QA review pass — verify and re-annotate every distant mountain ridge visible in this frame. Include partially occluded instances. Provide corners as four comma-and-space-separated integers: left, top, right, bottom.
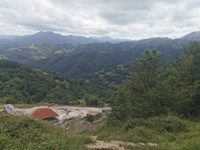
0, 35, 18, 39
0, 30, 199, 50
181, 31, 200, 41
0, 31, 130, 50
90, 36, 129, 43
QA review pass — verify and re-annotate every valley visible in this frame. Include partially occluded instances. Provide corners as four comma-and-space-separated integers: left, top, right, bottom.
0, 31, 200, 150
2, 1, 200, 149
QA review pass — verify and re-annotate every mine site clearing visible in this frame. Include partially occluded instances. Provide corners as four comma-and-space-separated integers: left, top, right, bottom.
2, 104, 110, 126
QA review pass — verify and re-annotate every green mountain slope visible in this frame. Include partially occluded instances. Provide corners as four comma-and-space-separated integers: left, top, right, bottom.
27, 38, 186, 77
27, 49, 133, 77
0, 60, 109, 105
0, 41, 134, 64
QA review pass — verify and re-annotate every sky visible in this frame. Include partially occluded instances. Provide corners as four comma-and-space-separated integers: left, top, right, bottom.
0, 0, 200, 40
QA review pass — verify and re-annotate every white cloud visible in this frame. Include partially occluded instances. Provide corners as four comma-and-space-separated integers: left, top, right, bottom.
0, 0, 199, 40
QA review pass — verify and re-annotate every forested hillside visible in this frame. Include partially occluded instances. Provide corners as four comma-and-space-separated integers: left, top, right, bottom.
0, 60, 112, 105
0, 41, 134, 64
27, 38, 187, 77
76, 63, 130, 86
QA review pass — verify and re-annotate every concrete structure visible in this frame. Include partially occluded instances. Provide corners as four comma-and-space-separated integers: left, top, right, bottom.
102, 107, 111, 112
53, 106, 102, 124
4, 104, 19, 116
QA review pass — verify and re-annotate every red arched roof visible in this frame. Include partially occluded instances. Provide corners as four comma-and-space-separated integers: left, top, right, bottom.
30, 108, 59, 120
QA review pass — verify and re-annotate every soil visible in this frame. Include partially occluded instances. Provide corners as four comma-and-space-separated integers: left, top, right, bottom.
86, 136, 158, 150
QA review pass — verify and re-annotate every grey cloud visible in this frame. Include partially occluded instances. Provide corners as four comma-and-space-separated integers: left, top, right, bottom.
0, 0, 199, 39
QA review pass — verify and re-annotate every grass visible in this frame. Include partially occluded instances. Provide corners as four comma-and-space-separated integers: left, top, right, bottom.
0, 112, 92, 150
93, 117, 106, 125
81, 116, 200, 150
64, 120, 76, 133
81, 117, 106, 126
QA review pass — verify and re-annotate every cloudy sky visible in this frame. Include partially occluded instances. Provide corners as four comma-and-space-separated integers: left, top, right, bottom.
0, 0, 200, 40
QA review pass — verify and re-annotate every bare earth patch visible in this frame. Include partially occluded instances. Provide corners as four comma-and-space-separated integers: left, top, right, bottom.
86, 136, 157, 150
86, 136, 139, 150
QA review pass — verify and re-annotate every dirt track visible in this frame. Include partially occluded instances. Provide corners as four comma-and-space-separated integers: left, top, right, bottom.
86, 136, 140, 150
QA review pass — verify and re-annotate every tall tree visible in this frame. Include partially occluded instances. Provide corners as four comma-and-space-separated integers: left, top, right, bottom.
111, 49, 164, 119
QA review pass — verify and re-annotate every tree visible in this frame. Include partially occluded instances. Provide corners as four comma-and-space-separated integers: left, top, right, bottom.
110, 43, 200, 121
171, 42, 200, 117
86, 114, 94, 129
110, 88, 132, 121
128, 48, 163, 92
126, 48, 164, 118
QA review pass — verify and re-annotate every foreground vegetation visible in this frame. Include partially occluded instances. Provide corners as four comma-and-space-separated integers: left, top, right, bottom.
82, 116, 200, 150
0, 112, 92, 150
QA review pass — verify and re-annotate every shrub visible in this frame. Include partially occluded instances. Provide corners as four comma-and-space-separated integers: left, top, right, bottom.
0, 112, 92, 150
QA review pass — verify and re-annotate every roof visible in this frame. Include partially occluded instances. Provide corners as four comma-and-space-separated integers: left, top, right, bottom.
25, 106, 49, 115
30, 107, 59, 120
102, 107, 112, 111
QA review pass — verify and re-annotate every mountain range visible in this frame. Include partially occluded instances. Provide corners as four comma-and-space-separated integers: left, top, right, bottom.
0, 35, 18, 39
0, 31, 200, 78
0, 31, 130, 50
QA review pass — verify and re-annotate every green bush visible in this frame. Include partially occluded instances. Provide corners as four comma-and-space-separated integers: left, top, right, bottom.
0, 112, 92, 150
123, 116, 189, 133
84, 116, 189, 144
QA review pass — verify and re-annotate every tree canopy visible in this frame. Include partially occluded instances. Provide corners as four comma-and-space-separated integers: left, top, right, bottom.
110, 42, 200, 121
